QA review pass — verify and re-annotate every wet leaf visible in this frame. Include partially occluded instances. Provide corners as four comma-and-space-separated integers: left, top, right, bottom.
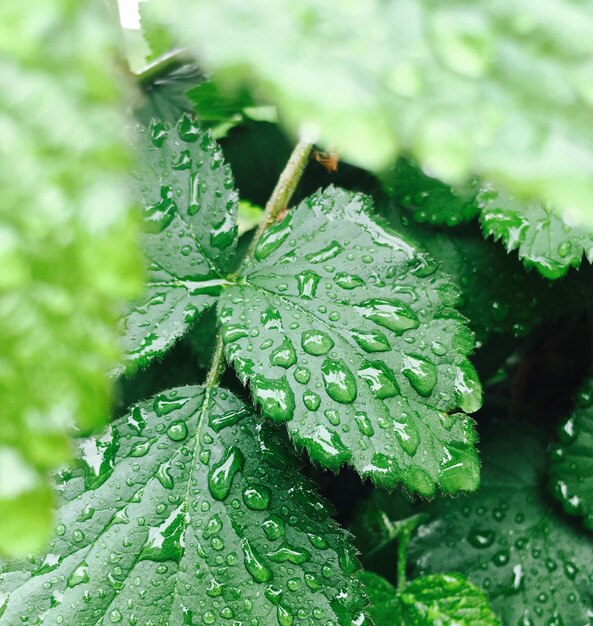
383, 206, 593, 341
0, 1, 141, 555
218, 186, 481, 496
550, 379, 593, 530
122, 115, 238, 371
478, 186, 593, 280
0, 387, 367, 625
359, 571, 500, 626
407, 421, 593, 625
384, 157, 480, 227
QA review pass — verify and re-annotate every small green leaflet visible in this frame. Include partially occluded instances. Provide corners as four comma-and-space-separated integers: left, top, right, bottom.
0, 386, 368, 625
384, 157, 480, 227
359, 571, 500, 626
478, 185, 593, 280
123, 116, 238, 371
407, 422, 593, 625
0, 1, 141, 555
218, 187, 481, 496
550, 379, 593, 530
145, 0, 593, 221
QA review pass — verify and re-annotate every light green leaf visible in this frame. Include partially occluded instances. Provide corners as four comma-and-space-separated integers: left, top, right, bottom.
0, 386, 368, 625
0, 1, 140, 554
238, 200, 265, 236
146, 0, 593, 221
359, 571, 500, 626
218, 187, 481, 497
478, 186, 593, 279
139, 1, 176, 61
123, 115, 238, 371
550, 379, 593, 530
408, 421, 593, 625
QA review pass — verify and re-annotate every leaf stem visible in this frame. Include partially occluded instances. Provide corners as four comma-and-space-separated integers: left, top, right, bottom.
245, 136, 314, 260
205, 334, 226, 389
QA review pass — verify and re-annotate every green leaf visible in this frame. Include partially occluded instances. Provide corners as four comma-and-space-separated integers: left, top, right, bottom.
0, 386, 368, 625
218, 186, 481, 496
478, 186, 593, 279
384, 157, 480, 227
0, 2, 141, 554
123, 115, 238, 371
147, 0, 593, 220
139, 1, 176, 61
550, 379, 593, 530
135, 63, 204, 127
382, 206, 593, 341
407, 421, 593, 625
359, 571, 500, 626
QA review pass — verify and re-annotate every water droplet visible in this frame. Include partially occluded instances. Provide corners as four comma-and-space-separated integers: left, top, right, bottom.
350, 328, 390, 352
241, 538, 272, 583
270, 338, 297, 368
143, 185, 177, 234
454, 362, 482, 412
303, 391, 321, 411
67, 560, 90, 588
267, 543, 311, 564
321, 359, 357, 403
301, 330, 335, 356
296, 271, 320, 300
355, 298, 419, 334
208, 447, 245, 500
79, 426, 119, 490
252, 375, 295, 421
335, 272, 364, 290
209, 406, 250, 432
294, 367, 311, 384
140, 505, 186, 563
402, 354, 437, 396
263, 516, 285, 541
255, 215, 293, 261
305, 240, 344, 263
354, 412, 374, 437
166, 420, 189, 442
358, 361, 400, 398
467, 529, 495, 549
243, 484, 271, 510
129, 440, 152, 457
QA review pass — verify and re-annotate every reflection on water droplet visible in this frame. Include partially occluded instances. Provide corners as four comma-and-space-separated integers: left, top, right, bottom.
166, 420, 189, 442
270, 337, 297, 368
143, 185, 177, 234
296, 270, 320, 300
252, 375, 295, 421
355, 298, 419, 334
358, 361, 400, 399
208, 447, 245, 500
402, 354, 437, 396
255, 215, 293, 260
350, 328, 390, 352
321, 359, 357, 403
301, 330, 335, 356
243, 484, 271, 510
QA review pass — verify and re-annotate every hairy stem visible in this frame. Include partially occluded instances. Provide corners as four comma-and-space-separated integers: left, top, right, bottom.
205, 334, 226, 389
245, 136, 314, 260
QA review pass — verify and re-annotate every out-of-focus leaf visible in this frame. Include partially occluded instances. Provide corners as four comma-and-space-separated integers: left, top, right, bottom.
146, 0, 593, 223
0, 1, 141, 555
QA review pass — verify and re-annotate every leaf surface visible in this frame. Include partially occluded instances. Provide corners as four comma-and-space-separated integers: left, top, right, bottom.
478, 186, 593, 279
550, 379, 593, 530
0, 386, 367, 625
0, 1, 141, 554
123, 115, 238, 371
359, 571, 500, 626
407, 422, 593, 625
218, 187, 481, 496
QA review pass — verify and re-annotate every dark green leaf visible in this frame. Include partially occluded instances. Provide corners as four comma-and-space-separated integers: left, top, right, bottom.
478, 186, 593, 280
359, 571, 500, 626
550, 379, 593, 530
0, 387, 368, 625
382, 206, 593, 341
408, 422, 593, 625
384, 157, 480, 227
122, 115, 238, 371
218, 186, 481, 496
